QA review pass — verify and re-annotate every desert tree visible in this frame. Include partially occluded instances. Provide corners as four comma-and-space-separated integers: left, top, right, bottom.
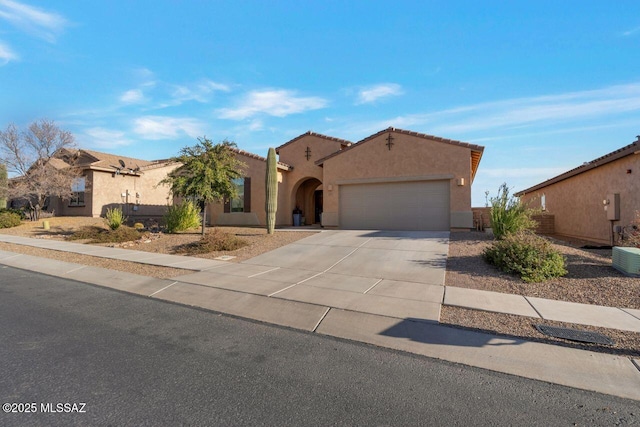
160, 138, 245, 236
0, 119, 80, 219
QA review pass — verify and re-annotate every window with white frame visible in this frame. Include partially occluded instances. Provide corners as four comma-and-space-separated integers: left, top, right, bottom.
70, 177, 86, 206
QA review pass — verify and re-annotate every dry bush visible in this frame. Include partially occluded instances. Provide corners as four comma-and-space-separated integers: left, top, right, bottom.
174, 228, 248, 254
67, 225, 142, 244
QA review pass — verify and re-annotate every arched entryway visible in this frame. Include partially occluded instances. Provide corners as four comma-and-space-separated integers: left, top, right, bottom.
292, 177, 322, 225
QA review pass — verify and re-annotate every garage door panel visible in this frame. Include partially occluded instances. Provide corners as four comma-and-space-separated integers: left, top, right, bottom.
339, 181, 449, 231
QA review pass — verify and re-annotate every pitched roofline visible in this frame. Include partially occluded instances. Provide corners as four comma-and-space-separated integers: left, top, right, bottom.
515, 139, 640, 196
315, 127, 484, 165
275, 131, 352, 153
229, 147, 292, 171
65, 148, 177, 174
78, 149, 153, 166
314, 127, 485, 181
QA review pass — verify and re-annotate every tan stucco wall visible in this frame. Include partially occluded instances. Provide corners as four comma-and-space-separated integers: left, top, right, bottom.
54, 165, 176, 219
54, 170, 95, 217
321, 132, 474, 228
520, 154, 640, 244
86, 165, 176, 219
277, 135, 346, 225
205, 132, 476, 229
208, 153, 287, 226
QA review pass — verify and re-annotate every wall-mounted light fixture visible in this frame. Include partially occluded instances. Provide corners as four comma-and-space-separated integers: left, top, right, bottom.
456, 178, 465, 186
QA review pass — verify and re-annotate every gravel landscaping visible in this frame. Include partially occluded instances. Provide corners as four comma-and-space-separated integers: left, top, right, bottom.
1, 218, 638, 355
0, 217, 316, 274
442, 231, 640, 356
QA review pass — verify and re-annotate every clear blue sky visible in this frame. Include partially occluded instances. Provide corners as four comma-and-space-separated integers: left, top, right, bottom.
2, 0, 640, 205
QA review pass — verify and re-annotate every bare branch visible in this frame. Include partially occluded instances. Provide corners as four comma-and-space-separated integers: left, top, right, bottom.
25, 119, 75, 161
0, 123, 32, 175
1, 119, 79, 216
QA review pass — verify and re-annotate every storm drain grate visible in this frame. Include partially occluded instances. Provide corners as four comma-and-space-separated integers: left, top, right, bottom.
535, 324, 615, 346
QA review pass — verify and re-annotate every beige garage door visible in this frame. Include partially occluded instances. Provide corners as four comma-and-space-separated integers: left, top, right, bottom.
339, 180, 450, 230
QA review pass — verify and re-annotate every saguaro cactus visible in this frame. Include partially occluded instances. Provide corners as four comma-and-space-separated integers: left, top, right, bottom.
265, 147, 278, 234
0, 163, 7, 210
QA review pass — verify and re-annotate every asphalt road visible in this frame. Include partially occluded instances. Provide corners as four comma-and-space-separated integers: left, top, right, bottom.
0, 265, 638, 426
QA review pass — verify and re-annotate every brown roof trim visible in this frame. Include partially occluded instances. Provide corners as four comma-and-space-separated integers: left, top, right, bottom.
275, 131, 352, 153
229, 147, 292, 170
315, 126, 485, 164
515, 139, 640, 196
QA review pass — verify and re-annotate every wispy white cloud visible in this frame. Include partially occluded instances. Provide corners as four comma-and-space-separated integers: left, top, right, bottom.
248, 119, 263, 131
120, 89, 145, 104
120, 77, 229, 109
435, 83, 640, 134
163, 79, 230, 107
356, 83, 403, 104
134, 67, 154, 80
0, 40, 18, 65
0, 0, 68, 43
83, 127, 133, 148
218, 89, 327, 120
349, 82, 640, 137
133, 116, 204, 140
622, 26, 640, 36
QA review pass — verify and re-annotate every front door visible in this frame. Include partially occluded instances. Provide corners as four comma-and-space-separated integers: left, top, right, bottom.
314, 190, 323, 223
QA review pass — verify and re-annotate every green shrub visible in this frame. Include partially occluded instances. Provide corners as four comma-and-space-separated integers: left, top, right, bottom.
104, 207, 126, 230
483, 231, 567, 282
174, 228, 248, 254
68, 225, 141, 243
490, 183, 537, 239
0, 208, 26, 219
0, 211, 22, 229
164, 200, 201, 233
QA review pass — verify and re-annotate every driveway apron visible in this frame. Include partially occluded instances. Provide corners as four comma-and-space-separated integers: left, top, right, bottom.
174, 230, 448, 322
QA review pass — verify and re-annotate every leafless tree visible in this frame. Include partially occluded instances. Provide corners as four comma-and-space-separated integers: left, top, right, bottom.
0, 119, 80, 219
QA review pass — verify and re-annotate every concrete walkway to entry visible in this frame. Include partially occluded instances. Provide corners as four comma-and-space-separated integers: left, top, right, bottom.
0, 231, 639, 400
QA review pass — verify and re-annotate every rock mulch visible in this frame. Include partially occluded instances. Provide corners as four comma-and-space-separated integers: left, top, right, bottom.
442, 231, 640, 355
1, 220, 637, 355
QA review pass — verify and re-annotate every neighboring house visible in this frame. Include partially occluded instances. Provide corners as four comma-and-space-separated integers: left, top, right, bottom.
46, 149, 178, 219
209, 127, 484, 231
516, 138, 640, 245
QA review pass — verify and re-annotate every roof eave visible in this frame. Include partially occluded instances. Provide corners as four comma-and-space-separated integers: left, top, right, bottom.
515, 141, 639, 196
276, 131, 352, 153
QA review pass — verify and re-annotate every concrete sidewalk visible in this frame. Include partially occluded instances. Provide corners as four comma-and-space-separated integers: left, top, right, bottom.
1, 233, 638, 332
0, 234, 639, 400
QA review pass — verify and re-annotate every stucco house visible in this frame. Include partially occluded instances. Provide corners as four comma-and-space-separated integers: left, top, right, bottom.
516, 137, 640, 245
209, 127, 484, 231
46, 149, 178, 220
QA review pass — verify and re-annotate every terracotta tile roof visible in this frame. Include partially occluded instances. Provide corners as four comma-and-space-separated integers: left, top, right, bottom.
275, 131, 352, 153
229, 147, 293, 170
314, 127, 485, 181
515, 138, 640, 196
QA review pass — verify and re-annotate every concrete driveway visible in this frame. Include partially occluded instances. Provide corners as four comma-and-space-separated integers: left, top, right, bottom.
174, 230, 449, 322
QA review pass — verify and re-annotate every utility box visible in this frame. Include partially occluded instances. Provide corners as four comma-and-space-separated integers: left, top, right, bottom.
604, 193, 620, 221
612, 246, 640, 277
